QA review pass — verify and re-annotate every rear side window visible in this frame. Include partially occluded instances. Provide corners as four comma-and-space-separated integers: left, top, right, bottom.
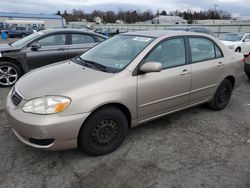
37, 34, 66, 46
72, 34, 95, 44
189, 38, 215, 62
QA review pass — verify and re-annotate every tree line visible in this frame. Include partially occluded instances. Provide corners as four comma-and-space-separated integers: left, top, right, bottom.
56, 9, 231, 24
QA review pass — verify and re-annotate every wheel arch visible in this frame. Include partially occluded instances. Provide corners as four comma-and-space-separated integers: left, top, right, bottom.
88, 102, 132, 128
0, 57, 24, 74
224, 75, 235, 88
235, 46, 241, 52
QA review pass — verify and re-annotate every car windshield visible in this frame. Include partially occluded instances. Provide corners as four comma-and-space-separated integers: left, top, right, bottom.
11, 31, 44, 47
222, 34, 244, 42
79, 35, 154, 72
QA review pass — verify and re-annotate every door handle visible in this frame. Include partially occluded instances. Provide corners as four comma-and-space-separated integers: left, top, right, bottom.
217, 62, 224, 67
180, 69, 190, 75
58, 48, 65, 51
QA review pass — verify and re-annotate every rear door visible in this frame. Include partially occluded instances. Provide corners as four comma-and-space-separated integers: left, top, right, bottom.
137, 37, 192, 122
187, 36, 224, 104
26, 33, 68, 70
67, 33, 98, 59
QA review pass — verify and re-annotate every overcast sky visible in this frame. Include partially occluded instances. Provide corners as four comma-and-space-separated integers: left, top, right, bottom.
0, 0, 249, 17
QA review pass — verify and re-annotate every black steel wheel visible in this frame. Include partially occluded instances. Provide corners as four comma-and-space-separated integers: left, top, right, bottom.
208, 79, 233, 110
78, 107, 128, 156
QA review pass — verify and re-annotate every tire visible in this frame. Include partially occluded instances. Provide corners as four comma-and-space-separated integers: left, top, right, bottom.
78, 107, 128, 156
247, 74, 250, 80
21, 34, 26, 38
207, 79, 233, 111
235, 48, 241, 53
0, 62, 21, 87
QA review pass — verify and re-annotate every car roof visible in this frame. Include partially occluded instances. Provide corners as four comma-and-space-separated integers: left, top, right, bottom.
121, 30, 211, 38
38, 28, 108, 38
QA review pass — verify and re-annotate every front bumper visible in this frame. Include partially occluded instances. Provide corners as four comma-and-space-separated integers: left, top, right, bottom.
6, 91, 90, 150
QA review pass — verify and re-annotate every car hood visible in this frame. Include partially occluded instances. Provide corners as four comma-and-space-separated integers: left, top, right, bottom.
15, 61, 114, 100
220, 40, 237, 46
0, 44, 16, 52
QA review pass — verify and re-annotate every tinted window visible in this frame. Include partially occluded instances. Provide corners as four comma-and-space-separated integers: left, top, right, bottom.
72, 34, 95, 44
38, 34, 66, 46
144, 38, 186, 68
189, 38, 215, 62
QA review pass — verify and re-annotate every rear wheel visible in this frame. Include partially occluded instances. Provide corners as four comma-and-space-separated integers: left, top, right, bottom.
207, 79, 233, 111
0, 62, 21, 87
78, 107, 128, 156
21, 33, 26, 38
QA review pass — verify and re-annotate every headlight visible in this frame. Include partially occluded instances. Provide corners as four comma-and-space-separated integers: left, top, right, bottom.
23, 96, 71, 114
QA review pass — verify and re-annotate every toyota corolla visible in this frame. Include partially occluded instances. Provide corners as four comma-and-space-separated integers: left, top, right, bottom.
6, 31, 245, 156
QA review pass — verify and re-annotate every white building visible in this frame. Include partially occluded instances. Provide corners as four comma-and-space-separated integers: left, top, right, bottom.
0, 12, 65, 29
151, 15, 187, 24
93, 16, 102, 24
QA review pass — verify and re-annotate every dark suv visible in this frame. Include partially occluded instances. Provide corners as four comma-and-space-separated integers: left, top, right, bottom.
0, 29, 107, 86
9, 27, 34, 38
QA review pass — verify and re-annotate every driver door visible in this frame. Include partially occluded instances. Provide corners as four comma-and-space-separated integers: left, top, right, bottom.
26, 33, 68, 70
137, 37, 191, 122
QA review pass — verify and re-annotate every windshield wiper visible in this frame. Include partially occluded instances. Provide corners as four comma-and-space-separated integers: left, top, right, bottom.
78, 57, 108, 72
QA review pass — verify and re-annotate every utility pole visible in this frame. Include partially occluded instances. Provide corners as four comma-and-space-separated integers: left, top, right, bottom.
213, 0, 218, 24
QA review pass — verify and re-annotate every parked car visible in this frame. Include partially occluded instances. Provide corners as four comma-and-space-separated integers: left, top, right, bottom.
8, 27, 34, 38
6, 31, 244, 156
166, 26, 216, 37
220, 33, 250, 55
0, 29, 107, 87
244, 55, 250, 79
94, 28, 119, 37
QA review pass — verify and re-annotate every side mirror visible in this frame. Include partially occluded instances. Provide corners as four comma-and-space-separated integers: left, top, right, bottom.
31, 42, 41, 51
244, 38, 250, 42
140, 62, 162, 73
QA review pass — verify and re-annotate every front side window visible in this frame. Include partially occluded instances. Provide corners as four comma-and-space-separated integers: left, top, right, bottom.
243, 35, 250, 42
72, 34, 95, 44
189, 38, 215, 62
37, 34, 66, 46
144, 38, 186, 69
80, 35, 154, 71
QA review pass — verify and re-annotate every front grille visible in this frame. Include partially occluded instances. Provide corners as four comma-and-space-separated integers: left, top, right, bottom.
11, 88, 23, 106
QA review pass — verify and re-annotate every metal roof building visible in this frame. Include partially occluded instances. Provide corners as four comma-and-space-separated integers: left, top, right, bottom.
0, 12, 65, 29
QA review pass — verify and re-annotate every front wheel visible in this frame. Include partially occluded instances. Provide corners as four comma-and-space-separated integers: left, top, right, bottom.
0, 62, 21, 87
207, 79, 233, 111
78, 107, 128, 156
235, 48, 241, 53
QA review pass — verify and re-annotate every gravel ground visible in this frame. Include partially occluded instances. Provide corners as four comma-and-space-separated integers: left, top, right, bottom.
0, 79, 250, 187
